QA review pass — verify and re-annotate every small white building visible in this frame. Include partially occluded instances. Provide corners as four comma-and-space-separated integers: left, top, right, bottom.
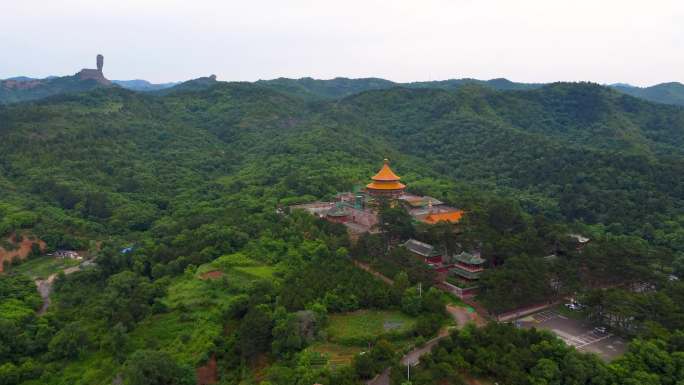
51, 250, 82, 260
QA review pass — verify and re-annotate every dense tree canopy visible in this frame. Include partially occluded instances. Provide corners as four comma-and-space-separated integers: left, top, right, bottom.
1, 80, 683, 384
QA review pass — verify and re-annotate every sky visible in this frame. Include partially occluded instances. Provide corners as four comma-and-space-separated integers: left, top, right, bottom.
2, 0, 682, 86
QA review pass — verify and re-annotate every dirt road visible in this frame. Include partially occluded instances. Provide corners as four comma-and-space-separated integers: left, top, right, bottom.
34, 264, 86, 315
353, 260, 394, 285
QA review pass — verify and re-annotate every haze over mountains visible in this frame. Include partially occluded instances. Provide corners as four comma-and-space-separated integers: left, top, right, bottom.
2, 56, 684, 106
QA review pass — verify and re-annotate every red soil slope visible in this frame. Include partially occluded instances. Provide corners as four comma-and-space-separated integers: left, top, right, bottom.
196, 354, 218, 385
0, 233, 46, 272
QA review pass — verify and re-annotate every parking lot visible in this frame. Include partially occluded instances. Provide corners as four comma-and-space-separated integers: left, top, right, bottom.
519, 309, 627, 361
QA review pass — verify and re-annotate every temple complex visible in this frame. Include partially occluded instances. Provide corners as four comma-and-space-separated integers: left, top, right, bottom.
291, 159, 481, 297
292, 159, 464, 233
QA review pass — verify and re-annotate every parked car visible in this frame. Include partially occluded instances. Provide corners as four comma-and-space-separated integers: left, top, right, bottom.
593, 326, 607, 334
565, 303, 581, 310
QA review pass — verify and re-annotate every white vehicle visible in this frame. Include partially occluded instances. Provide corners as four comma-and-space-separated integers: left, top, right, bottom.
593, 326, 607, 334
565, 303, 581, 310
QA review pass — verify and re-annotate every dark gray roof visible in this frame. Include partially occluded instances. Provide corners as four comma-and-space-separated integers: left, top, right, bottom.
453, 251, 485, 265
449, 267, 482, 280
403, 239, 439, 257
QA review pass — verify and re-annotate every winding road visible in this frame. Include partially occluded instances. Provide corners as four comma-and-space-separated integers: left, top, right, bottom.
367, 305, 479, 385
355, 260, 486, 385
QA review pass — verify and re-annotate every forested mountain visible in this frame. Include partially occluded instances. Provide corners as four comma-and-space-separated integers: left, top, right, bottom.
254, 77, 397, 99
112, 79, 178, 92
0, 77, 175, 102
0, 75, 113, 104
2, 81, 683, 249
5, 71, 684, 107
256, 77, 684, 106
255, 77, 542, 99
1, 81, 684, 384
611, 82, 684, 106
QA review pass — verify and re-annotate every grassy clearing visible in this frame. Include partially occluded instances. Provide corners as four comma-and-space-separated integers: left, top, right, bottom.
235, 265, 275, 279
208, 253, 261, 268
11, 256, 80, 279
308, 342, 364, 369
25, 351, 118, 385
197, 253, 277, 283
44, 253, 277, 383
142, 253, 277, 367
327, 310, 417, 344
165, 274, 237, 310
151, 256, 274, 366
129, 311, 221, 366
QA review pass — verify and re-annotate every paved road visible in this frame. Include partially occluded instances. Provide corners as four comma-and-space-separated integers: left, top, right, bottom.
367, 306, 477, 385
401, 333, 447, 366
368, 328, 449, 385
368, 368, 391, 385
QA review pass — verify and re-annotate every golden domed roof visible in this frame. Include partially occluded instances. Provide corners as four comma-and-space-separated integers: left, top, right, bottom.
371, 159, 401, 181
367, 159, 406, 191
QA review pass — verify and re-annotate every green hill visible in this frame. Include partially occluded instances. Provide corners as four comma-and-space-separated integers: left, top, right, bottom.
255, 76, 397, 99
112, 79, 178, 92
1, 81, 683, 249
255, 76, 543, 99
256, 77, 684, 107
5, 72, 684, 108
611, 82, 684, 106
2, 81, 684, 384
0, 74, 113, 104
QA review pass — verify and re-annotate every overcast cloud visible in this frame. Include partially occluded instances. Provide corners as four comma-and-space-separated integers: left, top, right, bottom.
2, 0, 682, 85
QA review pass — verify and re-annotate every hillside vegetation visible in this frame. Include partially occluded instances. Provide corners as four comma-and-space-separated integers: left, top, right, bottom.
5, 73, 684, 106
0, 76, 112, 104
612, 82, 684, 106
1, 81, 684, 384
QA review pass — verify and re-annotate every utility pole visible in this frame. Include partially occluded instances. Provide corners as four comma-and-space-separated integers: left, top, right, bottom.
402, 362, 413, 385
418, 282, 422, 297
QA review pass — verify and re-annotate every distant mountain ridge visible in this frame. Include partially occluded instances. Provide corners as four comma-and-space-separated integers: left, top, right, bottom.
0, 55, 178, 104
151, 75, 219, 95
0, 55, 114, 104
2, 59, 684, 106
610, 82, 684, 106
0, 75, 113, 104
253, 77, 684, 106
253, 77, 543, 100
112, 79, 178, 92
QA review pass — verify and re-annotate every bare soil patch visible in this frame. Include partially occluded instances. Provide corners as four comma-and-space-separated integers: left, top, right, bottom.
196, 354, 218, 385
0, 233, 46, 272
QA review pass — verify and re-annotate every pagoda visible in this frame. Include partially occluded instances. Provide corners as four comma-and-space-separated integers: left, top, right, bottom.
450, 251, 486, 282
366, 159, 406, 198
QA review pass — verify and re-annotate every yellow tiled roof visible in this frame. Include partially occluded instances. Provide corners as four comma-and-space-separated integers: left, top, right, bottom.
371, 159, 401, 181
422, 211, 464, 224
